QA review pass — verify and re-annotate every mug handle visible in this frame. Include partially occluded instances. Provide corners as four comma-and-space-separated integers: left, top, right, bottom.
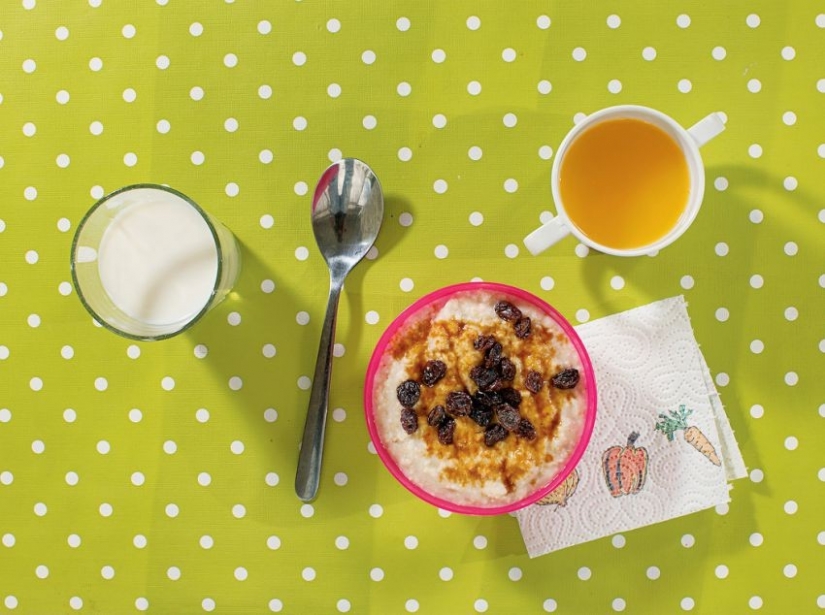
687, 112, 726, 147
523, 215, 572, 256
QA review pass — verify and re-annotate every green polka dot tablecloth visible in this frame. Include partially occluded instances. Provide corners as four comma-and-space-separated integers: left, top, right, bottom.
1, 1, 823, 614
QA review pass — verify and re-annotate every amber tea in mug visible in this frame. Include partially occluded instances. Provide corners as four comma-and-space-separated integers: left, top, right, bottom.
523, 105, 726, 257
558, 118, 690, 251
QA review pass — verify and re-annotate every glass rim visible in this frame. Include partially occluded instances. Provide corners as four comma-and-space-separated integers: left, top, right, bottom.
70, 183, 225, 342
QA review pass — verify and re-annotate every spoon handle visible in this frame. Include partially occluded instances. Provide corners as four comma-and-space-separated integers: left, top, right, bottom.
295, 274, 343, 502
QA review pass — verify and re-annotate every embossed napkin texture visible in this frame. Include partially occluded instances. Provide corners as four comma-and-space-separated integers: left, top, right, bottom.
516, 296, 747, 558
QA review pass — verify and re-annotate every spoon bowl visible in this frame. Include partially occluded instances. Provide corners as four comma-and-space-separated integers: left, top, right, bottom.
295, 158, 384, 502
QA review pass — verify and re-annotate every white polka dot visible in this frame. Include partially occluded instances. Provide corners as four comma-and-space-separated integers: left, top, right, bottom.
677, 14, 691, 28
785, 435, 800, 452
293, 116, 308, 131
234, 566, 248, 581
467, 80, 482, 95
396, 17, 411, 32
338, 599, 351, 613
468, 146, 483, 161
715, 307, 730, 322
502, 47, 517, 62
67, 534, 81, 548
99, 502, 114, 517
0, 471, 13, 485
223, 53, 238, 68
818, 79, 825, 94
715, 242, 729, 256
35, 565, 49, 579
434, 244, 449, 259
55, 25, 70, 40
163, 440, 176, 454
297, 376, 311, 390
747, 79, 762, 93
94, 377, 108, 391
404, 535, 418, 549
361, 50, 376, 65
680, 597, 695, 611
56, 89, 70, 105
783, 111, 797, 125
438, 567, 454, 581
646, 566, 660, 580
538, 80, 552, 94
27, 313, 41, 328
577, 567, 592, 581
611, 534, 626, 549
540, 276, 555, 291
0, 346, 10, 360
63, 409, 76, 423
161, 376, 175, 391
575, 243, 590, 258
714, 176, 729, 191
783, 241, 798, 256
292, 51, 307, 66
643, 47, 657, 61
365, 311, 380, 325
750, 468, 764, 483
34, 502, 47, 516
432, 114, 447, 128
750, 340, 764, 354
504, 178, 519, 193
681, 534, 696, 548
538, 145, 554, 159
749, 532, 764, 547
397, 146, 412, 162
537, 15, 551, 29
22, 58, 37, 73
369, 504, 383, 518
294, 246, 310, 261
749, 274, 764, 288
131, 472, 144, 486
202, 598, 216, 612
466, 16, 481, 30
431, 48, 446, 63
610, 275, 625, 290
156, 55, 170, 70
784, 306, 798, 321
572, 47, 587, 61
433, 179, 448, 194
326, 18, 341, 33
783, 176, 799, 192
678, 79, 692, 93
302, 567, 316, 581
30, 377, 43, 391
748, 596, 763, 609
575, 309, 590, 323
474, 599, 488, 613
746, 13, 760, 28
23, 121, 37, 137
370, 567, 384, 581
780, 46, 796, 61
784, 372, 798, 386
232, 504, 246, 519
503, 113, 518, 127
101, 565, 115, 580
748, 144, 763, 158
333, 344, 345, 358
332, 408, 347, 423
608, 79, 622, 94
607, 14, 621, 28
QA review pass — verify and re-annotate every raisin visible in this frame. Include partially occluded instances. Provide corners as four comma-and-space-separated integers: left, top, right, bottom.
470, 365, 498, 390
515, 417, 537, 440
421, 360, 447, 387
551, 368, 580, 389
446, 391, 473, 416
498, 387, 522, 407
473, 335, 497, 352
396, 380, 420, 407
484, 423, 508, 447
483, 342, 503, 369
498, 357, 516, 381
469, 404, 494, 427
427, 405, 447, 427
472, 390, 500, 409
514, 316, 532, 339
495, 403, 521, 431
400, 408, 418, 434
437, 416, 456, 445
494, 300, 522, 322
525, 370, 543, 393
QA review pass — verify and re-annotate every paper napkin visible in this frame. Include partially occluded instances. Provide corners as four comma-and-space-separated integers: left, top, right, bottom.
516, 296, 747, 558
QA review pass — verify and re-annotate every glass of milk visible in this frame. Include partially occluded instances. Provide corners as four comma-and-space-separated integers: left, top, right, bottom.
71, 184, 241, 341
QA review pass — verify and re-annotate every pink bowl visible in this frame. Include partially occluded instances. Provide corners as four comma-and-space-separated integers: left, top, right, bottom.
364, 282, 597, 515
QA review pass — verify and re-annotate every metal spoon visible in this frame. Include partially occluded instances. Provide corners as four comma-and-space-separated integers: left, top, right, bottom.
295, 158, 384, 502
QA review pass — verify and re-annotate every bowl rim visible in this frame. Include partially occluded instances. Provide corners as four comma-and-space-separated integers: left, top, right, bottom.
363, 281, 598, 515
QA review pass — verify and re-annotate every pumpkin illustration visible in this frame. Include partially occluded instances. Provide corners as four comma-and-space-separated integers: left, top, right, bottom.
536, 467, 580, 507
602, 432, 648, 497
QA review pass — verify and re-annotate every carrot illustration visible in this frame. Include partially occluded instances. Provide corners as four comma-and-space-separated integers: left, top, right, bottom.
655, 405, 721, 466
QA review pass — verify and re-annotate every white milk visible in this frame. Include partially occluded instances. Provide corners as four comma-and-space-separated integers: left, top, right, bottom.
97, 188, 219, 326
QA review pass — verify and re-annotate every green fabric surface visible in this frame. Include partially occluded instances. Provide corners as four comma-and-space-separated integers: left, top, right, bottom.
1, 1, 823, 613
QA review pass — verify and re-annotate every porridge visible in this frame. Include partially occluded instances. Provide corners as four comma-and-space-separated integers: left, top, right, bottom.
370, 287, 590, 508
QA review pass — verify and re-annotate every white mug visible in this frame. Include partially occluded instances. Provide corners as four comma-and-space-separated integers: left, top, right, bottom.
523, 105, 725, 257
